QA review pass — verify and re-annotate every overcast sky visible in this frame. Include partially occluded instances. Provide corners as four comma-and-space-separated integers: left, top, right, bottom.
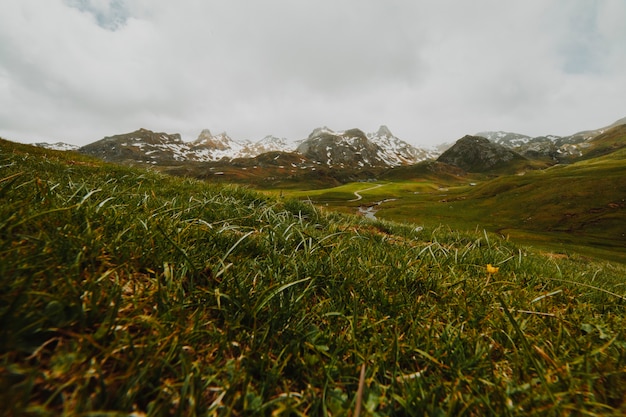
1, 0, 625, 147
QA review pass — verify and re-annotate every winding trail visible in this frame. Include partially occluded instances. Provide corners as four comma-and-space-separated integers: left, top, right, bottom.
349, 183, 385, 202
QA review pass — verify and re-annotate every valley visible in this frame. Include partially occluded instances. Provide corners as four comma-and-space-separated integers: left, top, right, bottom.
37, 117, 626, 263
5, 2, 626, 413
2, 132, 626, 415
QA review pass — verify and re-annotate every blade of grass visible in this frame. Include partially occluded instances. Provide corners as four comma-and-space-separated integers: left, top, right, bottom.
497, 295, 556, 404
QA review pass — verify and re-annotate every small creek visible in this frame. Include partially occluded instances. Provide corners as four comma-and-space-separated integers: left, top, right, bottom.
358, 199, 397, 220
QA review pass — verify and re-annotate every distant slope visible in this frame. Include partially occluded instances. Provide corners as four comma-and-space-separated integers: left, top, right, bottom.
476, 116, 626, 163
578, 124, 626, 160
379, 160, 467, 182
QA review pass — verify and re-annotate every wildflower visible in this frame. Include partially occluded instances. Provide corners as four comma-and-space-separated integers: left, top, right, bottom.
486, 264, 499, 274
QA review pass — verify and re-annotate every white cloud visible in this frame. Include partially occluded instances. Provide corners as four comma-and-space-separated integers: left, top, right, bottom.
1, 0, 624, 146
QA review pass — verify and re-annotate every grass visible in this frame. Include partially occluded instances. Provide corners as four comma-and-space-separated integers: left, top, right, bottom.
277, 149, 626, 264
1, 138, 626, 415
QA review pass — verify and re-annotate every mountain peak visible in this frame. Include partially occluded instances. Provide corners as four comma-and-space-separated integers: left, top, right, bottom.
198, 128, 213, 138
193, 129, 235, 151
308, 126, 338, 139
376, 125, 394, 137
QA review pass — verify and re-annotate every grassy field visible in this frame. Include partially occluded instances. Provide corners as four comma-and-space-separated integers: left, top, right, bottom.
1, 138, 626, 416
278, 150, 626, 264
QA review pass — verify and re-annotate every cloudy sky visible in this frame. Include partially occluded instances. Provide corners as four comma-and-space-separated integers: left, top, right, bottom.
1, 0, 625, 147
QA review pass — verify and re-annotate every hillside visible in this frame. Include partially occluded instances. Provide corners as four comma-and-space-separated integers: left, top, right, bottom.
437, 135, 529, 173
476, 116, 626, 163
1, 138, 626, 415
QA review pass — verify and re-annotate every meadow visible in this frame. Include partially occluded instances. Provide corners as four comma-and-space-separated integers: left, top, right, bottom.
1, 138, 626, 416
281, 150, 626, 265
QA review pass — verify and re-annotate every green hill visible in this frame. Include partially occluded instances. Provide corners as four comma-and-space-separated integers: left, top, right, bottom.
579, 124, 626, 160
465, 148, 626, 253
1, 138, 625, 415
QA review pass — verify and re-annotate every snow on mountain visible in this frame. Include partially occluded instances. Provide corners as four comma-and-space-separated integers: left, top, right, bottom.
79, 125, 438, 168
35, 142, 80, 151
296, 127, 387, 168
367, 125, 439, 165
79, 129, 197, 163
79, 128, 298, 164
474, 131, 532, 147
240, 135, 294, 158
294, 125, 437, 168
475, 116, 626, 161
191, 129, 249, 160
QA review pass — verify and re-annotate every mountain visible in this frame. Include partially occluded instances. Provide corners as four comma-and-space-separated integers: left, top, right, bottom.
577, 123, 626, 160
476, 116, 626, 162
437, 135, 527, 173
79, 128, 195, 164
367, 125, 439, 165
78, 128, 284, 164
296, 126, 432, 168
474, 131, 533, 147
240, 135, 293, 157
190, 129, 247, 160
79, 126, 433, 169
296, 127, 389, 168
34, 142, 80, 151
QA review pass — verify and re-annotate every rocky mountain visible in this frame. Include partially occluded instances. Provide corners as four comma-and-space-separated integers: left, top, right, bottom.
476, 116, 626, 161
78, 128, 288, 164
190, 129, 246, 160
79, 129, 195, 164
367, 125, 439, 165
78, 125, 433, 169
240, 135, 293, 157
437, 135, 527, 172
474, 131, 533, 148
296, 126, 433, 168
296, 127, 387, 168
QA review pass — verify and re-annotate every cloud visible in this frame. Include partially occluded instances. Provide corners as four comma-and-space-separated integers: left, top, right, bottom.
1, 0, 625, 146
64, 0, 133, 30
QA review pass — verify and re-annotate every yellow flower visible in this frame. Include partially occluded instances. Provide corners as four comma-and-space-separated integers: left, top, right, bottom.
486, 264, 499, 274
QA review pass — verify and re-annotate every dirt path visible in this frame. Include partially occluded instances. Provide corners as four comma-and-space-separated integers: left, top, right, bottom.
349, 183, 384, 202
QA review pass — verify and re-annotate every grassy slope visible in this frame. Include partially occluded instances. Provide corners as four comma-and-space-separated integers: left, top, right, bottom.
1, 138, 626, 416
285, 150, 626, 264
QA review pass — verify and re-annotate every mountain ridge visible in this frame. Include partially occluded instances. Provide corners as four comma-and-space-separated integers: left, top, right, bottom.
77, 125, 434, 169
34, 116, 626, 173
475, 116, 626, 162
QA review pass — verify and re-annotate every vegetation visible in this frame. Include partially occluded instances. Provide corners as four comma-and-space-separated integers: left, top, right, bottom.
281, 148, 626, 264
1, 138, 626, 416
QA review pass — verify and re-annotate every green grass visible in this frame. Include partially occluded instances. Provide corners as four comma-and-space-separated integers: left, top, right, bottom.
2, 138, 626, 415
277, 149, 626, 264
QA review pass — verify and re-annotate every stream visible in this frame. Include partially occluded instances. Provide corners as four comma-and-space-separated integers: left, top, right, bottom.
358, 199, 397, 220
